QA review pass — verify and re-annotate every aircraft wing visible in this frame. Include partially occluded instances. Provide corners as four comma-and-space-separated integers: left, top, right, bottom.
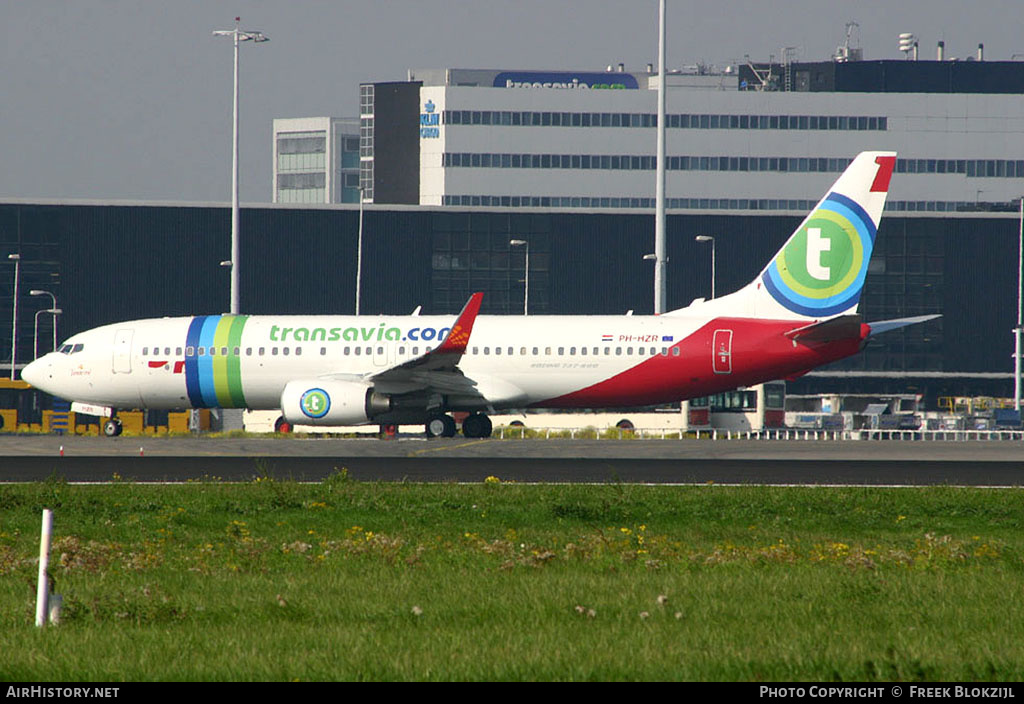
375, 291, 482, 375
318, 292, 485, 394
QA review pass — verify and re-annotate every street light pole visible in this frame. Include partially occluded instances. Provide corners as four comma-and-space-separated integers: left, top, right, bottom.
33, 309, 60, 361
1016, 195, 1023, 411
8, 254, 20, 380
356, 187, 364, 315
213, 18, 268, 316
29, 290, 57, 351
653, 0, 668, 314
510, 239, 529, 315
696, 235, 716, 299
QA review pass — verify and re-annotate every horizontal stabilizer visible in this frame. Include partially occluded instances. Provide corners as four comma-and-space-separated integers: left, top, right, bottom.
784, 314, 863, 343
867, 314, 941, 336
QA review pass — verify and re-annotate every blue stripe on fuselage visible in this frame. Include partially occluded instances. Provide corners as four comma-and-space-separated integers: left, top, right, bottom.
184, 317, 206, 407
197, 316, 221, 407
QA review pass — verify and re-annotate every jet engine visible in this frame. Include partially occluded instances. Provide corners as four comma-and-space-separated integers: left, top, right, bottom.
280, 379, 391, 426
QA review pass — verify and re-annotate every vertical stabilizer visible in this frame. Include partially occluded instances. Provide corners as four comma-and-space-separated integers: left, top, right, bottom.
757, 151, 895, 318
668, 151, 897, 320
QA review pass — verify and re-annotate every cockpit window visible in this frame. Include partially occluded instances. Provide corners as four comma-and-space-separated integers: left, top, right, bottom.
58, 344, 85, 355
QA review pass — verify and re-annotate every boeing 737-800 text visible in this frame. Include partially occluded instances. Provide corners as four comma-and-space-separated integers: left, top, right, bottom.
22, 151, 937, 438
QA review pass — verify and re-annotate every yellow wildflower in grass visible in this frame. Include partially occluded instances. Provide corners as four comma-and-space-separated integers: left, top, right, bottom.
484, 476, 501, 484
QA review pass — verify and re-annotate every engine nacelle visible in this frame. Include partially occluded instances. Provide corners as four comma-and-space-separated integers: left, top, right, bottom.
280, 379, 391, 426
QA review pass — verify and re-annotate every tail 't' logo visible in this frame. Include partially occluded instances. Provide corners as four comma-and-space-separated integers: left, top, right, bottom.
806, 227, 832, 281
762, 193, 876, 317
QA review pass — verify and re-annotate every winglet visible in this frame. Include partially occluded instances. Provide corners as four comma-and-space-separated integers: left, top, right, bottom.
434, 292, 483, 355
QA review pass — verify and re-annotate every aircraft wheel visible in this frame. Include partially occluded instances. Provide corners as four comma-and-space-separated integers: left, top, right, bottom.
274, 416, 292, 434
103, 419, 123, 437
425, 414, 456, 438
462, 413, 492, 438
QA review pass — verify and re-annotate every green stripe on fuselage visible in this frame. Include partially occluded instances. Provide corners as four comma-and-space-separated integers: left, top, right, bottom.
212, 315, 248, 407
227, 315, 247, 407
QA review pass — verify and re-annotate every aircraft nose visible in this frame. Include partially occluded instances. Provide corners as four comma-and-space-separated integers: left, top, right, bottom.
21, 357, 48, 389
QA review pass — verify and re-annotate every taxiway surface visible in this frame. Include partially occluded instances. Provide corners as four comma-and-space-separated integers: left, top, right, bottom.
0, 436, 1021, 485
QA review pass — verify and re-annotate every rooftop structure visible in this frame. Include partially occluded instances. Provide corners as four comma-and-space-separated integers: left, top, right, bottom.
346, 57, 1023, 212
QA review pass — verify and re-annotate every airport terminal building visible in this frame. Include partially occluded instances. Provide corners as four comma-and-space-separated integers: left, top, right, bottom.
2, 52, 1023, 412
356, 62, 1024, 214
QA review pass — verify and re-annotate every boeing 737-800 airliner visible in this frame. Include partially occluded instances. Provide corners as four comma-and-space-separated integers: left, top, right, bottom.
22, 151, 937, 438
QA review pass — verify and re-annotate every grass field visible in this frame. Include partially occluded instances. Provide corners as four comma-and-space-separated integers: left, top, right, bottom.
1, 473, 1022, 681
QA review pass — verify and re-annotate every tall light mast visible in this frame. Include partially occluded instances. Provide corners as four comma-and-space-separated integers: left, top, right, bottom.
213, 18, 269, 315
653, 0, 668, 314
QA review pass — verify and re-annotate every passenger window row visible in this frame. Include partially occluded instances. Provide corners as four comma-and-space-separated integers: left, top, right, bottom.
139, 343, 680, 359
468, 345, 680, 357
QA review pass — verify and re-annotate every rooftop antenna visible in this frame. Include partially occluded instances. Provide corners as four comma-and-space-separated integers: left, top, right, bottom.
834, 21, 862, 62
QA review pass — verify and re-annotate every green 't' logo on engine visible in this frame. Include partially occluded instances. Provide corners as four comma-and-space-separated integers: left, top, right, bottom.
300, 388, 330, 419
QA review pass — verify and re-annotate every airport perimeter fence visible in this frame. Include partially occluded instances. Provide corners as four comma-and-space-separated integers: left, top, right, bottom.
494, 426, 1024, 442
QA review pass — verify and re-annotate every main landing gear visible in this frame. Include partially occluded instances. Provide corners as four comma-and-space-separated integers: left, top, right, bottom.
424, 412, 493, 439
461, 412, 493, 439
425, 414, 457, 438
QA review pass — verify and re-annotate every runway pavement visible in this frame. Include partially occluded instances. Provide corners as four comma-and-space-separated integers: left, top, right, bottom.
0, 435, 1022, 485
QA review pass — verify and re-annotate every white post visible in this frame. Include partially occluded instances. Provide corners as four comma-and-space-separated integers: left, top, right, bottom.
35, 508, 52, 627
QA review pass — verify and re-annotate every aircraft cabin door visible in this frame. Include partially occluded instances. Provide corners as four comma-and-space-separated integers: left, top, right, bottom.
373, 343, 390, 368
712, 329, 732, 374
112, 329, 134, 374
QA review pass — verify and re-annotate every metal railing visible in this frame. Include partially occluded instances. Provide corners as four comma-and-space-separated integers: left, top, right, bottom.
493, 426, 1024, 442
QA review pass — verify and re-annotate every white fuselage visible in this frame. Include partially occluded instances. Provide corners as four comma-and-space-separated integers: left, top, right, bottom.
21, 302, 869, 426
23, 307, 783, 413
